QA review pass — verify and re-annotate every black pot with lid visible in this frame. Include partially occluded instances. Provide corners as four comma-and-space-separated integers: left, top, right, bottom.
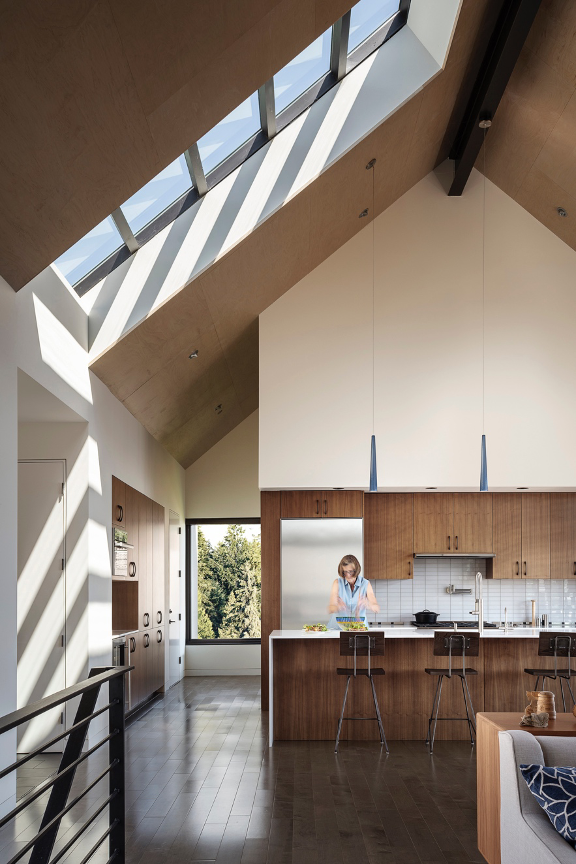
413, 609, 439, 625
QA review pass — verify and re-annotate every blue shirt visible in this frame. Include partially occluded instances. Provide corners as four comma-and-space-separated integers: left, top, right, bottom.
328, 574, 369, 629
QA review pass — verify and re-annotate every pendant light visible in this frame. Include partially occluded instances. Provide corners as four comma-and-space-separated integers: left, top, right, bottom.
479, 118, 491, 492
366, 158, 378, 492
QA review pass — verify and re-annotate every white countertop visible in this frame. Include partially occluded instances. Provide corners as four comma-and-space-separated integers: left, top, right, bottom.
269, 627, 576, 640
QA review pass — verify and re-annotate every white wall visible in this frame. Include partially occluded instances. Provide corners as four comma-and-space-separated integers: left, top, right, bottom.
185, 410, 260, 675
0, 278, 17, 813
260, 167, 576, 490
185, 410, 260, 519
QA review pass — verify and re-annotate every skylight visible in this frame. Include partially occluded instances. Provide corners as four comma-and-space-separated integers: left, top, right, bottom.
348, 0, 401, 53
120, 155, 192, 235
274, 29, 332, 115
53, 216, 123, 286
197, 93, 261, 176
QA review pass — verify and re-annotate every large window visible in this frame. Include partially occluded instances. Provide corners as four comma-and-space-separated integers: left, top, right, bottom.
188, 521, 261, 642
120, 155, 192, 235
273, 29, 332, 115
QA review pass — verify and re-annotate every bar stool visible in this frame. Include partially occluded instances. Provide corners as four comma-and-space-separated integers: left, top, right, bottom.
425, 631, 479, 754
524, 632, 576, 710
335, 632, 388, 754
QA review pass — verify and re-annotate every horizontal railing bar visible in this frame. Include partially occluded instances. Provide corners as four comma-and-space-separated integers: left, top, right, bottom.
48, 802, 118, 864
0, 668, 132, 736
0, 734, 119, 830
73, 820, 117, 864
0, 703, 118, 781
5, 772, 118, 864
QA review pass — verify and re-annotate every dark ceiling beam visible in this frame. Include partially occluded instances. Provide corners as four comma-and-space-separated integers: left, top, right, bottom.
448, 0, 542, 196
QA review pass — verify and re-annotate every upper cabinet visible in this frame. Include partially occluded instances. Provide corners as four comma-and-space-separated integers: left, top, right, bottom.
413, 494, 454, 554
492, 493, 522, 580
453, 494, 493, 553
551, 493, 576, 580
281, 491, 362, 519
364, 494, 413, 580
112, 476, 126, 527
521, 493, 550, 579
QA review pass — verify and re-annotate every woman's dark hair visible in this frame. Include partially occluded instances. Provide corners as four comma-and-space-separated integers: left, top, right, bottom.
338, 555, 361, 579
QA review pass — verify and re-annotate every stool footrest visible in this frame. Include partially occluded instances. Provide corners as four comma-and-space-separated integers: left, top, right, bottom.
336, 668, 385, 676
424, 668, 478, 677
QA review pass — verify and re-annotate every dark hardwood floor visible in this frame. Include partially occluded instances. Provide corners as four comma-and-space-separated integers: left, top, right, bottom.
6, 677, 484, 864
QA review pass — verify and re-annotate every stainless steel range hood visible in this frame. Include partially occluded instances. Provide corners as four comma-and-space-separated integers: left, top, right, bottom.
413, 552, 496, 559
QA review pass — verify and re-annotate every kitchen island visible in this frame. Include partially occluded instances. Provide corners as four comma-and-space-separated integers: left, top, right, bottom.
268, 628, 576, 744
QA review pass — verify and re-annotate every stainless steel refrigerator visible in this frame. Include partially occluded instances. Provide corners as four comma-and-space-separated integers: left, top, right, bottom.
281, 519, 363, 629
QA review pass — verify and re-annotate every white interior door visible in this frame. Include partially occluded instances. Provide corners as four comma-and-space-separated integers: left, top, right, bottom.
18, 460, 66, 752
168, 512, 183, 688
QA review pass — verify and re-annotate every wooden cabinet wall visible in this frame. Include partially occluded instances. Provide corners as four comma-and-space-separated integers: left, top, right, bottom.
413, 493, 492, 554
364, 494, 413, 580
492, 493, 522, 579
112, 477, 165, 712
521, 493, 550, 579
281, 490, 363, 519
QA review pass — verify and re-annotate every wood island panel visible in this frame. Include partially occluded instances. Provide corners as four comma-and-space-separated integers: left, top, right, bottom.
261, 492, 281, 710
273, 637, 484, 741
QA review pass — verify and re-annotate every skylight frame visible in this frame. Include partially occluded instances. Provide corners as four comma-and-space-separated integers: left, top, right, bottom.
68, 0, 410, 298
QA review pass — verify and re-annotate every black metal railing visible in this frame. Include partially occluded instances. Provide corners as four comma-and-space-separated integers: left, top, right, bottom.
0, 666, 131, 864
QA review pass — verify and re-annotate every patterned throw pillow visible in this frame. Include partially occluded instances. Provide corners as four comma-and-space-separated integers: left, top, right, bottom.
520, 764, 576, 846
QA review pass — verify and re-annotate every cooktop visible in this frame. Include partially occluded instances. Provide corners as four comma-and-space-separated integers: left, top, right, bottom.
410, 621, 498, 629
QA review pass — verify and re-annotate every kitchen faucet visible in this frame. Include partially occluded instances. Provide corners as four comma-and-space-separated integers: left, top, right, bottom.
469, 571, 484, 635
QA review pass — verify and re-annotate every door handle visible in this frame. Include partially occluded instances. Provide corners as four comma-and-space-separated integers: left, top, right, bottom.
117, 505, 123, 522
130, 637, 136, 652
129, 562, 136, 577
157, 630, 163, 643
448, 536, 451, 551
316, 499, 319, 515
169, 619, 175, 624
523, 561, 527, 576
455, 536, 458, 551
408, 561, 411, 577
144, 633, 150, 647
157, 611, 162, 624
323, 499, 327, 515
516, 561, 520, 576
143, 612, 150, 627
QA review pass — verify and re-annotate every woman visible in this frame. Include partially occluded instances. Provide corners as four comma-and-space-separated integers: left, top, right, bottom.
327, 554, 379, 629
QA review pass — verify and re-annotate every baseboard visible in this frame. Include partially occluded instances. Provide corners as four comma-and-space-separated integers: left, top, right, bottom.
184, 668, 261, 676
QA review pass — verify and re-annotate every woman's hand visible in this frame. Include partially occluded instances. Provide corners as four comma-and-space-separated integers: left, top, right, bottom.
337, 598, 347, 612
357, 597, 368, 611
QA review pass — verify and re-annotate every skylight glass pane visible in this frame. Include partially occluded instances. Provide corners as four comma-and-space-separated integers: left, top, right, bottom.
120, 155, 192, 234
348, 0, 401, 53
274, 29, 332, 115
197, 93, 260, 176
53, 216, 123, 286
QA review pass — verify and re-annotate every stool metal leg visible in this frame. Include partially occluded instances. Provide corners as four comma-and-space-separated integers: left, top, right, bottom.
559, 677, 567, 711
335, 675, 351, 753
369, 674, 389, 754
462, 674, 476, 736
428, 675, 444, 755
460, 677, 474, 745
534, 676, 541, 691
426, 676, 441, 746
566, 677, 576, 706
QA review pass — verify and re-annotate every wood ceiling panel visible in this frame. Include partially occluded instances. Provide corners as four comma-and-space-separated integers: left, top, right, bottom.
0, 0, 348, 289
90, 0, 501, 469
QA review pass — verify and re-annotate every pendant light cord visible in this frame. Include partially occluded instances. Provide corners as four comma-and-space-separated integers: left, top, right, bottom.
372, 162, 375, 438
482, 125, 486, 436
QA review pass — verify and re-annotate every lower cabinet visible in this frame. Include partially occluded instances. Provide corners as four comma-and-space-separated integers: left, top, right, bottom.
129, 628, 164, 712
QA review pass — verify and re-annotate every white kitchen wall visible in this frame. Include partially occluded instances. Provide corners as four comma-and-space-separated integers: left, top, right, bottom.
260, 167, 576, 489
367, 561, 576, 626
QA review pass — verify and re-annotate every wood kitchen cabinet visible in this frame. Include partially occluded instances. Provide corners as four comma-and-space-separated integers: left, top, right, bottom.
364, 494, 413, 580
152, 627, 165, 693
138, 495, 153, 629
112, 476, 126, 527
281, 490, 363, 519
124, 484, 139, 580
492, 493, 522, 579
152, 502, 165, 625
413, 494, 453, 553
453, 493, 492, 553
521, 493, 550, 579
550, 493, 576, 579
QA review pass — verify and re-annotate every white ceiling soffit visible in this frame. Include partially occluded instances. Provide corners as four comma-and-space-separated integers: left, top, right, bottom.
86, 1, 463, 363
17, 369, 86, 423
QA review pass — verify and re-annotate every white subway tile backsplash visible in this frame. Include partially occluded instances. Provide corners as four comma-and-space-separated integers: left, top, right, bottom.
370, 559, 576, 626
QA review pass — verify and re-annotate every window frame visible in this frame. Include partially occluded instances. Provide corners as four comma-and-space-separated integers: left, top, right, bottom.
69, 1, 410, 298
186, 517, 262, 646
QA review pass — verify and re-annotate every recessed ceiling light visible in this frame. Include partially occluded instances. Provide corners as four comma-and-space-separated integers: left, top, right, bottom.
359, 208, 369, 218
557, 207, 568, 218
426, 487, 437, 490
517, 487, 528, 490
188, 350, 199, 359
333, 487, 344, 491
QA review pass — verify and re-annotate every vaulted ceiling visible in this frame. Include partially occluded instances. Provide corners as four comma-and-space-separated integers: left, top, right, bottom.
0, 0, 350, 289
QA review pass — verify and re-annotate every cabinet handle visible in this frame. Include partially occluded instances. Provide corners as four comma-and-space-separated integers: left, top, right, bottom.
516, 561, 519, 576
455, 535, 458, 551
408, 561, 411, 576
143, 612, 150, 628
316, 499, 319, 515
573, 562, 576, 576
448, 536, 451, 551
130, 637, 136, 652
157, 611, 162, 624
117, 505, 123, 522
157, 630, 162, 643
129, 562, 136, 577
324, 499, 327, 515
144, 633, 149, 647
523, 561, 527, 576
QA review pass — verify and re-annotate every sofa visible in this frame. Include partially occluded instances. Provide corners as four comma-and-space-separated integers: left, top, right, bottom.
499, 730, 576, 864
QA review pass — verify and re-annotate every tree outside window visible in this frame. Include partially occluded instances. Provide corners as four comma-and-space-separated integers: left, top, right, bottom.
196, 524, 261, 639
